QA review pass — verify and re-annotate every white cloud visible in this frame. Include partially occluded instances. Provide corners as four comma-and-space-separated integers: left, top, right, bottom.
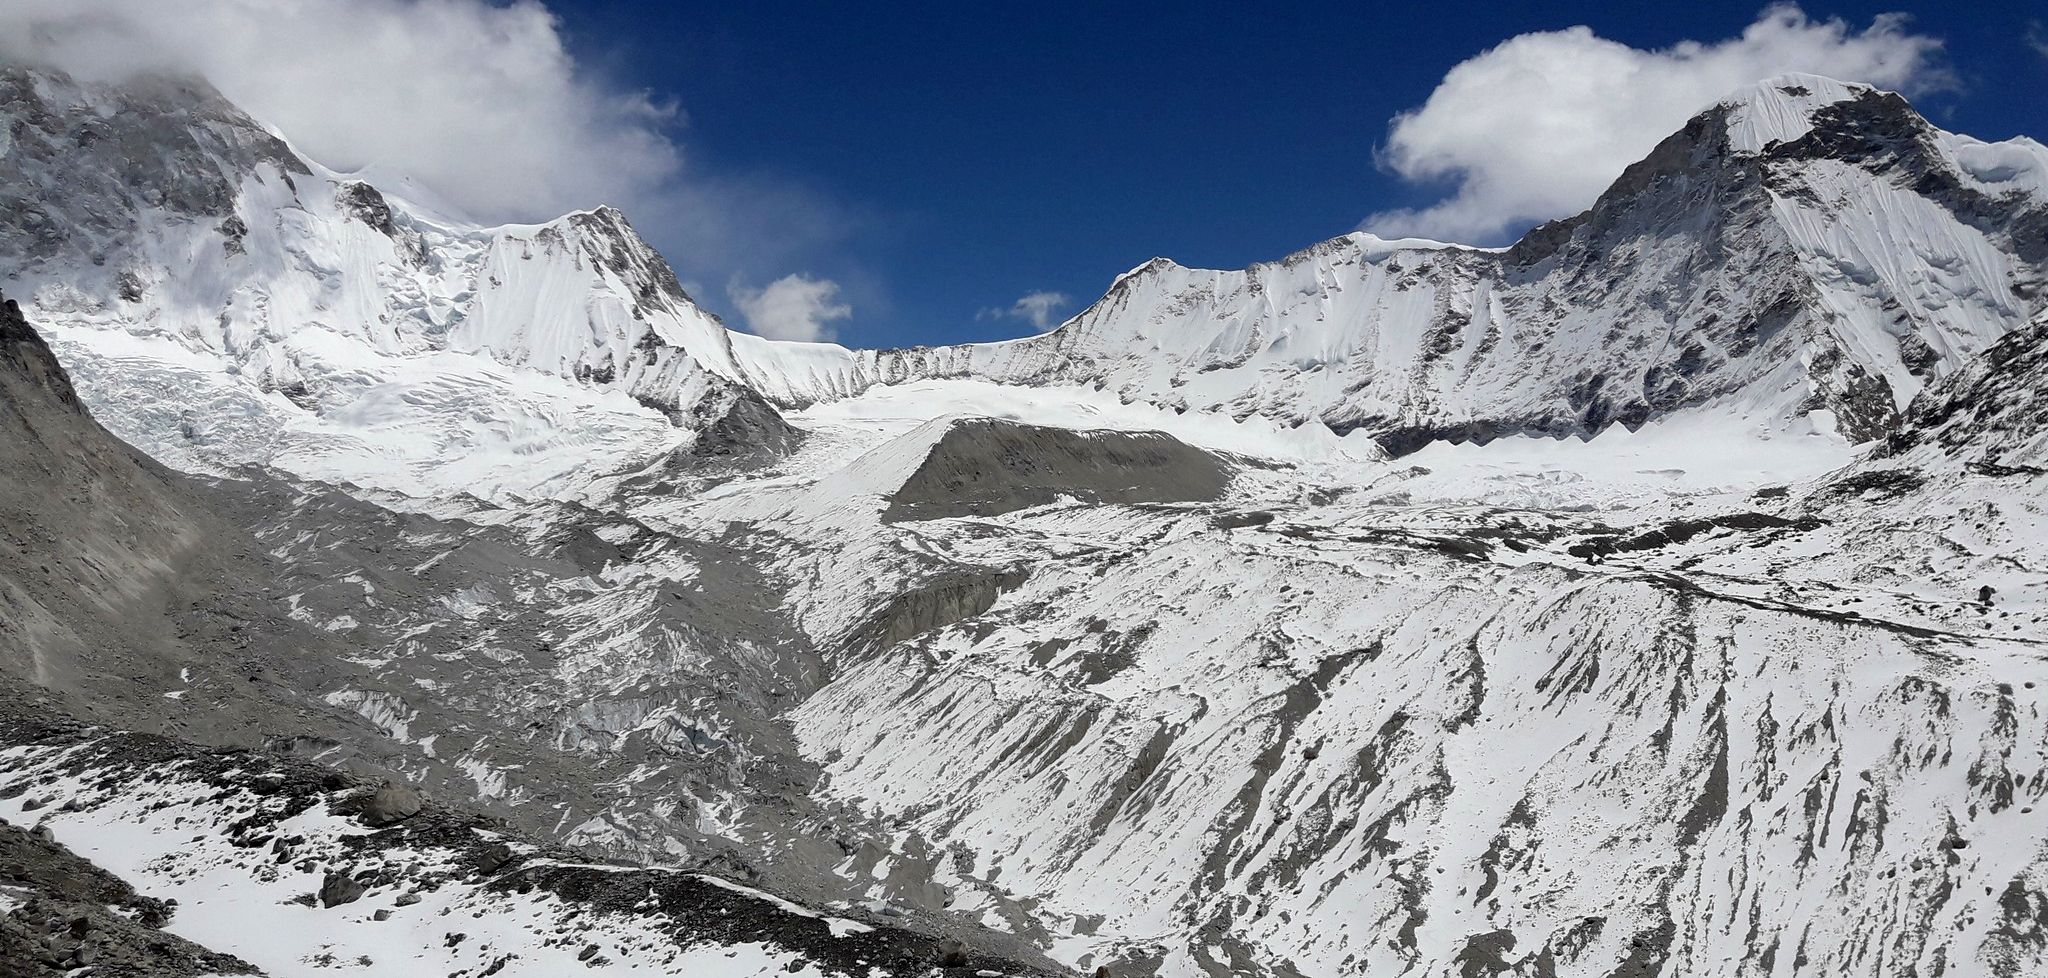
978, 290, 1073, 332
728, 274, 852, 343
0, 0, 671, 223
0, 0, 852, 295
1366, 4, 1950, 244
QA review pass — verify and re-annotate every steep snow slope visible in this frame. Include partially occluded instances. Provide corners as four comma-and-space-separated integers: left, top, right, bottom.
0, 67, 786, 500
735, 74, 2047, 451
795, 507, 2048, 977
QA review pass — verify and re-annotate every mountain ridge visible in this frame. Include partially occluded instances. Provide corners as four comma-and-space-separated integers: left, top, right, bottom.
4, 66, 2043, 497
733, 72, 2047, 453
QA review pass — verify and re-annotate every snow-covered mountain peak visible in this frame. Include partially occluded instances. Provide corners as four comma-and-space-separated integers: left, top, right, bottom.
0, 64, 795, 499
5, 61, 2045, 490
1718, 72, 1878, 152
731, 75, 2042, 454
1340, 228, 1494, 256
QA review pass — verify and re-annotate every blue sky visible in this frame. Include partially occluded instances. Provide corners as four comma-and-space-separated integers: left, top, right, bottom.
528, 1, 2048, 348
15, 2, 2038, 350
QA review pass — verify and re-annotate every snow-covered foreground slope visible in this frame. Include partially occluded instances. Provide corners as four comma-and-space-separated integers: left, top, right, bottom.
790, 492, 2048, 977
0, 702, 1053, 977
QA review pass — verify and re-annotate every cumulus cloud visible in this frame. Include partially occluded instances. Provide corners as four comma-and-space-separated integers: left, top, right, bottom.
978, 291, 1073, 332
0, 0, 852, 299
728, 274, 852, 343
1366, 4, 1950, 244
0, 0, 676, 223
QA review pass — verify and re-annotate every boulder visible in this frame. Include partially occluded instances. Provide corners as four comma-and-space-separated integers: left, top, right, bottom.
356, 782, 422, 828
472, 842, 516, 874
318, 872, 365, 908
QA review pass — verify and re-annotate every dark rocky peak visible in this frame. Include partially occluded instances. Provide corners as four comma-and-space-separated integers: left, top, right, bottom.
564, 205, 699, 310
0, 293, 80, 413
1881, 311, 2048, 470
0, 65, 310, 272
1765, 87, 1936, 166
1506, 104, 1750, 270
1772, 89, 2048, 277
336, 180, 398, 235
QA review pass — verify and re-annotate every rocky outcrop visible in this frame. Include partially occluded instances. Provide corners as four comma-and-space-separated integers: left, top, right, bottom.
1879, 310, 2048, 470
856, 567, 1031, 650
685, 386, 805, 462
0, 817, 254, 976
883, 420, 1232, 522
317, 871, 366, 908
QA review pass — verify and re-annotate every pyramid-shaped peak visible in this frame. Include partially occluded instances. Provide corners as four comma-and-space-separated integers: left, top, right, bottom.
1716, 73, 1886, 152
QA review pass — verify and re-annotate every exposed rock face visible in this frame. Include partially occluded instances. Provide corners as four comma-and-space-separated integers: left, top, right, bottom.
0, 816, 254, 976
1880, 309, 2048, 470
0, 292, 359, 745
883, 420, 1232, 522
0, 68, 306, 272
0, 297, 80, 409
686, 386, 806, 461
334, 179, 425, 264
334, 180, 398, 235
857, 566, 1030, 649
